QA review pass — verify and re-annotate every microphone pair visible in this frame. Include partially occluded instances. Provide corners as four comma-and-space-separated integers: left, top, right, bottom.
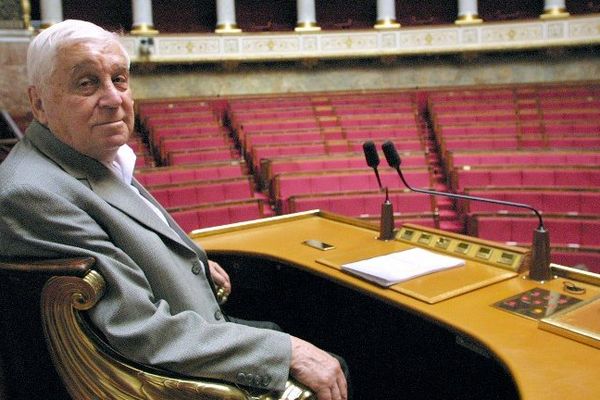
362, 140, 551, 281
362, 141, 394, 240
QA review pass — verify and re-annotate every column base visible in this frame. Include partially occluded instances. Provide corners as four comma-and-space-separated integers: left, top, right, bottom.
130, 23, 159, 35
295, 21, 321, 32
374, 18, 401, 29
540, 7, 570, 20
215, 23, 242, 34
455, 14, 483, 25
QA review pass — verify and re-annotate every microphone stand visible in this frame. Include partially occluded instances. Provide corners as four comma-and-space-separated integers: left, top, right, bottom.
379, 187, 395, 241
363, 141, 396, 241
382, 141, 552, 281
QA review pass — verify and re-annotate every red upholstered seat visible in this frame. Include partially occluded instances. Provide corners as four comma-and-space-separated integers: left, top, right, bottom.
135, 162, 246, 186
149, 178, 254, 209
171, 199, 264, 232
521, 170, 554, 186
454, 168, 600, 191
168, 148, 238, 165
265, 153, 427, 181
245, 130, 323, 147
470, 216, 600, 247
171, 200, 264, 232
288, 191, 434, 217
461, 189, 600, 217
580, 193, 600, 214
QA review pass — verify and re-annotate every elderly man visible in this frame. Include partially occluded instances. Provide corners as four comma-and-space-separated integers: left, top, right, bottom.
0, 19, 348, 400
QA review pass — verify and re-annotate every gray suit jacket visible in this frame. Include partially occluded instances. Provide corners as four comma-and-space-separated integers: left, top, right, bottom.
0, 121, 291, 391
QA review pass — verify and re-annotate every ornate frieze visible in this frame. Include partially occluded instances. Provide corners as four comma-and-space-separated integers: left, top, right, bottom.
121, 15, 600, 64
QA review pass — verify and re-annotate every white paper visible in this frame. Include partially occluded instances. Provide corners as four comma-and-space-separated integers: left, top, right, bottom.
341, 247, 465, 287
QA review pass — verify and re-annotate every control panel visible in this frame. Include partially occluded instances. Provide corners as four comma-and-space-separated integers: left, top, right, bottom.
397, 223, 529, 273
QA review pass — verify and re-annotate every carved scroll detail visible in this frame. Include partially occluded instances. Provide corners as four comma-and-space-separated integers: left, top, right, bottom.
40, 270, 313, 400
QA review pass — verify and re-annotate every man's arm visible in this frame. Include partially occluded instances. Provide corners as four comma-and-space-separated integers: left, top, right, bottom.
0, 185, 292, 391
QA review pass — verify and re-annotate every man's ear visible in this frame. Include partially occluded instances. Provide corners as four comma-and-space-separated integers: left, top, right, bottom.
28, 85, 48, 125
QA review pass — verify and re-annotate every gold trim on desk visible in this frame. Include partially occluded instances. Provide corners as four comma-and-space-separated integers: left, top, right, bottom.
550, 263, 600, 287
539, 295, 600, 349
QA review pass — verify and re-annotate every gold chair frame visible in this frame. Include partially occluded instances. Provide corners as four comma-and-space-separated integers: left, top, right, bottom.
0, 257, 313, 400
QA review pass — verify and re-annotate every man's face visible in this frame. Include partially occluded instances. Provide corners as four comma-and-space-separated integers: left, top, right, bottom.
29, 40, 134, 164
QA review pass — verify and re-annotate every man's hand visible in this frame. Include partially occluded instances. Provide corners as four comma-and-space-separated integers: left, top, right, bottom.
208, 259, 231, 296
290, 337, 348, 400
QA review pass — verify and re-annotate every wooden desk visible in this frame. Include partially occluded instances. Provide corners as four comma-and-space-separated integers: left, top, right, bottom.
191, 211, 600, 400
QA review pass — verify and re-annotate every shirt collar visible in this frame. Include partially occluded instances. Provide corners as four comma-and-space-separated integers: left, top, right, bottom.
110, 144, 137, 185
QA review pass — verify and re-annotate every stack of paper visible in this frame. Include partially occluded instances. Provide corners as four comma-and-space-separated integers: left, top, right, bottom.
341, 247, 466, 287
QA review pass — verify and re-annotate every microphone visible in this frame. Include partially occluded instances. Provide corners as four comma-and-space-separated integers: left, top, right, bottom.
381, 140, 551, 281
363, 141, 383, 188
362, 141, 395, 241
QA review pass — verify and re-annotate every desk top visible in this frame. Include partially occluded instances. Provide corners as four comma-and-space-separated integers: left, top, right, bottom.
191, 211, 600, 400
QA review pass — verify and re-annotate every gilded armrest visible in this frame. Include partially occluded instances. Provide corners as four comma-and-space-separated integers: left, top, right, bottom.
40, 267, 314, 400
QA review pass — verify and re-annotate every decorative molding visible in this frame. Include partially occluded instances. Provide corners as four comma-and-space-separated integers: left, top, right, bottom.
119, 15, 600, 64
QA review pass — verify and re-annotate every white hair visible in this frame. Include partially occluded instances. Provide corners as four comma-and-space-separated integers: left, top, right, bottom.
27, 19, 130, 89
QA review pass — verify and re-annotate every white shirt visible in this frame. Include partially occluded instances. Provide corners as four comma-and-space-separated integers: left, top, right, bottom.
110, 144, 170, 226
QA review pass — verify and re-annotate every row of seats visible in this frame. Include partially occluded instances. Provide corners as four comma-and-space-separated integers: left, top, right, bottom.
438, 136, 600, 156
446, 150, 600, 170
438, 121, 600, 137
262, 152, 427, 184
136, 100, 237, 167
428, 85, 600, 271
132, 86, 599, 274
273, 168, 432, 213
469, 215, 600, 247
451, 165, 600, 191
171, 199, 265, 233
135, 161, 247, 186
288, 190, 446, 228
459, 189, 600, 216
135, 100, 263, 228
224, 92, 444, 228
149, 177, 259, 209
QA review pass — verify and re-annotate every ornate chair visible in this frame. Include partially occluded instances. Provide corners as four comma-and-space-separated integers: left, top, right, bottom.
0, 257, 314, 400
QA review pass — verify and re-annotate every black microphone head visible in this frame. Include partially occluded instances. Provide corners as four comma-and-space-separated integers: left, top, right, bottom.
362, 140, 380, 168
382, 140, 401, 168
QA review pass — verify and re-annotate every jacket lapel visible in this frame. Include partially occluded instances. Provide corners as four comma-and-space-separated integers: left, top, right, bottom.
88, 173, 191, 249
26, 121, 195, 254
133, 178, 210, 264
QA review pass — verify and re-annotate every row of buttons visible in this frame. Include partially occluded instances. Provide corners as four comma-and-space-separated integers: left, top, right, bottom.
236, 371, 272, 388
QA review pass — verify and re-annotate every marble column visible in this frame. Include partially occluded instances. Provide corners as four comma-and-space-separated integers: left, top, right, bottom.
215, 0, 241, 33
374, 0, 400, 29
131, 0, 158, 35
455, 0, 482, 25
295, 0, 320, 32
39, 0, 63, 28
541, 0, 570, 19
